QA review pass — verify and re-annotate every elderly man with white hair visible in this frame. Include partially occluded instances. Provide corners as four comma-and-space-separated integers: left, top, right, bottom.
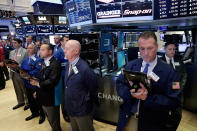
63, 40, 98, 131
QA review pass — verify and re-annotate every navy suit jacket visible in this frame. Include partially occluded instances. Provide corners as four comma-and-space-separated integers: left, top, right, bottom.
63, 58, 98, 117
116, 58, 181, 131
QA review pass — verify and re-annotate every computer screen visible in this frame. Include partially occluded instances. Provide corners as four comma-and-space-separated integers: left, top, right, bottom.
178, 43, 190, 52
160, 33, 165, 41
22, 16, 31, 25
117, 51, 126, 69
100, 33, 112, 52
65, 0, 94, 27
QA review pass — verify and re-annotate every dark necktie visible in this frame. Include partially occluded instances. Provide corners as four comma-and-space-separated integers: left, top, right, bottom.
143, 63, 149, 74
169, 59, 173, 68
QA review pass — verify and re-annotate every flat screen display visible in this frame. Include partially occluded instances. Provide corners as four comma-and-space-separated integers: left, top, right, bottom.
100, 33, 112, 52
54, 16, 67, 25
22, 16, 31, 25
36, 25, 53, 34
54, 25, 69, 34
117, 50, 126, 69
178, 43, 190, 52
25, 25, 36, 34
65, 0, 93, 27
34, 15, 52, 25
95, 0, 153, 23
154, 0, 197, 20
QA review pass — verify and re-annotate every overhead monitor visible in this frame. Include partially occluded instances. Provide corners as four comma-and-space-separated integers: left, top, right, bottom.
22, 16, 31, 25
117, 50, 126, 69
34, 15, 52, 25
54, 25, 69, 34
54, 16, 67, 25
65, 0, 94, 27
25, 25, 36, 34
154, 0, 197, 20
36, 25, 53, 34
95, 0, 153, 23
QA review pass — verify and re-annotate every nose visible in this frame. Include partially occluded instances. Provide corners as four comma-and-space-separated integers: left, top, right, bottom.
144, 48, 148, 55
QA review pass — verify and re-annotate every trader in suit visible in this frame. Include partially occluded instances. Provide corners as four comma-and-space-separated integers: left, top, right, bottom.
116, 31, 181, 131
20, 44, 45, 123
30, 43, 62, 131
63, 40, 98, 131
23, 36, 35, 49
161, 42, 187, 130
54, 35, 61, 53
53, 36, 69, 121
9, 38, 29, 110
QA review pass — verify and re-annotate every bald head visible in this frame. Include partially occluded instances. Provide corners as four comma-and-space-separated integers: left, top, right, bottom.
27, 44, 36, 56
64, 40, 81, 62
54, 35, 60, 44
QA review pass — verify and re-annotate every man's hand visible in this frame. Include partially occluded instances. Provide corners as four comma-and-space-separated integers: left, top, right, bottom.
20, 70, 27, 76
0, 62, 4, 67
30, 79, 39, 86
130, 83, 148, 100
33, 92, 36, 99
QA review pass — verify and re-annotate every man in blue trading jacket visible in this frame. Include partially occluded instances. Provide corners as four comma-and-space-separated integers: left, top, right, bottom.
30, 43, 62, 131
54, 36, 69, 76
20, 44, 45, 124
53, 36, 69, 121
53, 35, 61, 53
63, 40, 98, 131
116, 31, 181, 131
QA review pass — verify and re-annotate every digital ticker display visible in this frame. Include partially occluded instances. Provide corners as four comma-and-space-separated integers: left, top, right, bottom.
36, 25, 53, 34
154, 0, 197, 19
66, 0, 93, 27
95, 0, 153, 23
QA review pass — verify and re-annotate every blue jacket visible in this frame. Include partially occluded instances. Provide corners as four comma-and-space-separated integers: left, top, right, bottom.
54, 47, 68, 72
21, 55, 42, 89
63, 58, 98, 117
116, 58, 181, 131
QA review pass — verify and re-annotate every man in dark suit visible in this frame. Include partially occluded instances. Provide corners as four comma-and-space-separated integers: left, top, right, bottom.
63, 40, 98, 131
116, 31, 181, 131
30, 43, 62, 131
161, 42, 187, 130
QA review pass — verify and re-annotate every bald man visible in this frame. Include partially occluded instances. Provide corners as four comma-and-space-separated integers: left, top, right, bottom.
54, 35, 61, 52
20, 44, 45, 123
63, 40, 98, 131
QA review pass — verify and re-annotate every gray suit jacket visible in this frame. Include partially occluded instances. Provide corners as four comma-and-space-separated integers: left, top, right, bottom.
9, 47, 27, 78
9, 47, 28, 66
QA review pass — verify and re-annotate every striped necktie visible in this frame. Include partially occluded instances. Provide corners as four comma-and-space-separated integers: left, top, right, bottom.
68, 64, 72, 76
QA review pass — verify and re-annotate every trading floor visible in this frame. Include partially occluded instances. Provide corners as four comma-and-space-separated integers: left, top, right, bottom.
0, 80, 197, 131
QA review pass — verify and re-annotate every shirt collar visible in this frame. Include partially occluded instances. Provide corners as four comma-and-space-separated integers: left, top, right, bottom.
44, 56, 52, 66
29, 54, 35, 59
165, 54, 174, 63
70, 56, 79, 67
142, 56, 157, 68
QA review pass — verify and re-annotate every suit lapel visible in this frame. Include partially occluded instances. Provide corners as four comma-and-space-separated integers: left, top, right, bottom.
65, 58, 81, 84
132, 58, 143, 72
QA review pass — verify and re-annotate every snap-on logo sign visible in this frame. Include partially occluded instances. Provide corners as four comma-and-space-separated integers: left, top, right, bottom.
97, 0, 114, 4
124, 9, 152, 15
